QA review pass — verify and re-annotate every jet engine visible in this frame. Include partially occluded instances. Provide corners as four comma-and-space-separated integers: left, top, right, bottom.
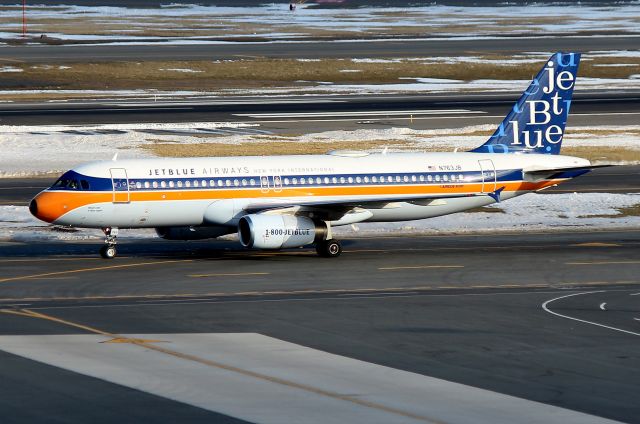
155, 226, 233, 240
238, 214, 327, 249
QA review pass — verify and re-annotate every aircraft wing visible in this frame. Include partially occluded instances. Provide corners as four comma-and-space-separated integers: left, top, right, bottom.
241, 191, 488, 221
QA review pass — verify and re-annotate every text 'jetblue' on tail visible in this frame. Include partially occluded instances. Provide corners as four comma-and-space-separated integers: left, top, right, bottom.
472, 52, 580, 155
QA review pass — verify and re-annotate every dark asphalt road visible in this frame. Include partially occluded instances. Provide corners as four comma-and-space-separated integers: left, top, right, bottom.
1, 36, 639, 63
0, 231, 639, 423
1, 91, 638, 127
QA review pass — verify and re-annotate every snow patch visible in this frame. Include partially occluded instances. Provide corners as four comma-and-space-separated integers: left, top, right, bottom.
159, 68, 204, 73
0, 66, 22, 73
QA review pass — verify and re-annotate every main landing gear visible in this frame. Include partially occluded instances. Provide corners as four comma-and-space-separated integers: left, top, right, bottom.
100, 227, 118, 259
315, 239, 342, 258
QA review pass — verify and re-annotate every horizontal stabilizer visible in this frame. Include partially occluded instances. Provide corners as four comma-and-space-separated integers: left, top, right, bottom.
523, 164, 612, 182
524, 164, 612, 176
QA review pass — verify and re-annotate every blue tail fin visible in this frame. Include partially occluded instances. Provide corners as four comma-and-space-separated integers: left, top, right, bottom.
471, 52, 580, 155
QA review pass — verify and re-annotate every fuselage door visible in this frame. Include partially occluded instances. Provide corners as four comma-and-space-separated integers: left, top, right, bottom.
478, 159, 496, 193
110, 168, 130, 203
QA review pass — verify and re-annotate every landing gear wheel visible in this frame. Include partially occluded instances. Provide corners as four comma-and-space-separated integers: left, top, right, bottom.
100, 245, 117, 259
100, 227, 119, 259
316, 239, 342, 258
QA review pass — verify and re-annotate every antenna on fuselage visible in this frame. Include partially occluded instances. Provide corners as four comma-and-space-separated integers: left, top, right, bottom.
112, 152, 118, 161
382, 146, 388, 155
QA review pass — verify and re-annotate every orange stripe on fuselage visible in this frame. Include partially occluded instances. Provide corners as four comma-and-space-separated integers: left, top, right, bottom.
33, 190, 112, 223
34, 179, 562, 223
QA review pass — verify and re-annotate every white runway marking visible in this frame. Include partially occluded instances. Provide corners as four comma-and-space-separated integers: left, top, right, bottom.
0, 333, 618, 424
600, 302, 607, 311
235, 109, 480, 118
542, 291, 640, 337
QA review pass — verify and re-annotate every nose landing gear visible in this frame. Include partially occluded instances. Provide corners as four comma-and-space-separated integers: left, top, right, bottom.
100, 227, 118, 259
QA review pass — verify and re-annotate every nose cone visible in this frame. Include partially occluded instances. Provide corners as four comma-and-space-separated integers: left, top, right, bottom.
29, 198, 38, 217
30, 191, 69, 223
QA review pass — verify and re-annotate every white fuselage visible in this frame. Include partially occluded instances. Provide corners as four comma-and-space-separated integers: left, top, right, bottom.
32, 151, 590, 230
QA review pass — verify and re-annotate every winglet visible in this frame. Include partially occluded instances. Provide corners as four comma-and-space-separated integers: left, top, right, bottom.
488, 186, 506, 203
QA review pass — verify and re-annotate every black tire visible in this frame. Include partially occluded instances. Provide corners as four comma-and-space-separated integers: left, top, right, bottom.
316, 239, 342, 258
100, 245, 117, 259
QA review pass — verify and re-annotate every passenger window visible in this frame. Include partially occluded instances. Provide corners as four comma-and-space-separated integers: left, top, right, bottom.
332, 177, 338, 184
419, 175, 425, 182
403, 175, 409, 182
242, 179, 248, 186
152, 181, 158, 188
160, 181, 167, 188
210, 180, 215, 187
340, 177, 345, 183
411, 175, 416, 182
144, 181, 150, 189
193, 180, 199, 188
372, 176, 378, 183
218, 180, 223, 187
435, 175, 441, 182
348, 177, 354, 183
169, 181, 175, 188
225, 180, 231, 187
177, 181, 183, 188
136, 182, 142, 189
364, 176, 369, 183
356, 177, 362, 183
234, 179, 239, 186
185, 181, 191, 188
443, 175, 448, 182
428, 175, 433, 182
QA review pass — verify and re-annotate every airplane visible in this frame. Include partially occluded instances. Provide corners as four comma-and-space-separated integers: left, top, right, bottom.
30, 52, 606, 259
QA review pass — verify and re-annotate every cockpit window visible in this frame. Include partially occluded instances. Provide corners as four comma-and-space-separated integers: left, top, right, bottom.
80, 180, 90, 190
52, 176, 80, 190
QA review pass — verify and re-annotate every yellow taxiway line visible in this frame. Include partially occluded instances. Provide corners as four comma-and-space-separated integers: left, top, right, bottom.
0, 260, 192, 284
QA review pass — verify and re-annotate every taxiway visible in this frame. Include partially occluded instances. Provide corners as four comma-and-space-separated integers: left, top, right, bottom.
0, 230, 639, 423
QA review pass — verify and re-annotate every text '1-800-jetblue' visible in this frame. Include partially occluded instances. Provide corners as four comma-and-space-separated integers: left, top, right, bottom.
30, 52, 607, 258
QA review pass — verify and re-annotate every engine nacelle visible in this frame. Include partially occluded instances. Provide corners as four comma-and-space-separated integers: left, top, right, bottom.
238, 214, 327, 249
155, 226, 233, 240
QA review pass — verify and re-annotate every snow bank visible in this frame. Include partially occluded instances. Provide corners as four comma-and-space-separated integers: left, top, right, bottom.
0, 122, 259, 177
2, 124, 640, 178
